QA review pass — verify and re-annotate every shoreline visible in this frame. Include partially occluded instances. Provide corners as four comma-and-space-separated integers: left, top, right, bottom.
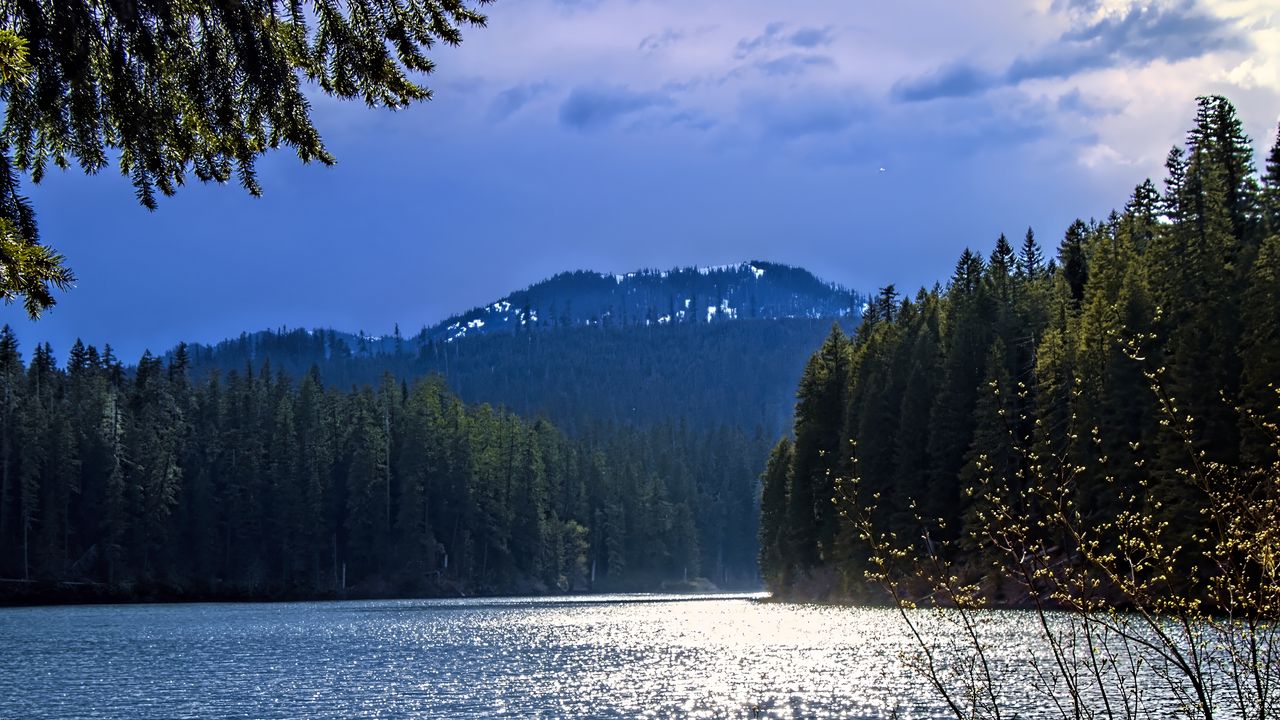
0, 578, 761, 609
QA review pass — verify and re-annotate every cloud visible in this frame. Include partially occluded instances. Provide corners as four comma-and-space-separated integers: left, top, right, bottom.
894, 0, 1250, 102
735, 22, 786, 59
789, 26, 836, 49
489, 83, 552, 122
558, 85, 673, 131
1056, 88, 1125, 117
735, 23, 836, 59
1050, 0, 1103, 15
756, 53, 836, 77
639, 29, 684, 54
891, 62, 997, 102
1010, 0, 1247, 81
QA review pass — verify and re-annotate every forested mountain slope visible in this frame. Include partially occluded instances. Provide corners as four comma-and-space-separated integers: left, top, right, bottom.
180, 262, 865, 436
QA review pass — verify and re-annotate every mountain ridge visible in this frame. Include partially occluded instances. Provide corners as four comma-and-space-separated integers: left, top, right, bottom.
421, 260, 862, 344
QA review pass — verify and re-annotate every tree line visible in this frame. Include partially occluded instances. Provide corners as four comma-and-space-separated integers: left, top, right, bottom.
760, 95, 1280, 601
0, 334, 766, 602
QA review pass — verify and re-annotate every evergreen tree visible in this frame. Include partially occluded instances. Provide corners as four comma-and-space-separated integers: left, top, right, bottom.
758, 437, 792, 589
1018, 228, 1045, 280
1185, 95, 1261, 243
1124, 180, 1161, 255
787, 325, 850, 575
1263, 124, 1280, 236
1239, 234, 1280, 462
890, 290, 942, 528
343, 389, 390, 584
0, 326, 22, 578
958, 339, 1017, 556
1059, 220, 1090, 304
924, 249, 992, 534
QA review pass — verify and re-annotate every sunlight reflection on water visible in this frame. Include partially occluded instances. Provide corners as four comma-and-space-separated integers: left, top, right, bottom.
1, 593, 1064, 718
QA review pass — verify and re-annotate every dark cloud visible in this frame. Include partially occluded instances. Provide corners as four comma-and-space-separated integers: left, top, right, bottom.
1076, 2, 1240, 62
891, 62, 996, 102
756, 53, 835, 77
558, 85, 672, 131
489, 83, 552, 122
789, 26, 835, 48
734, 22, 786, 59
894, 0, 1248, 102
639, 29, 684, 54
735, 23, 835, 59
1009, 1, 1246, 82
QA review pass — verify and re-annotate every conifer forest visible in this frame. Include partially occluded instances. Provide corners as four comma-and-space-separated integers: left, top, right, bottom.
0, 336, 769, 601
760, 96, 1280, 604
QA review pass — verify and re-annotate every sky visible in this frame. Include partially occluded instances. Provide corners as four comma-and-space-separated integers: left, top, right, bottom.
7, 0, 1280, 360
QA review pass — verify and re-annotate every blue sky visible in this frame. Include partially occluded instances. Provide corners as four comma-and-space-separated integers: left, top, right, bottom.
8, 0, 1280, 360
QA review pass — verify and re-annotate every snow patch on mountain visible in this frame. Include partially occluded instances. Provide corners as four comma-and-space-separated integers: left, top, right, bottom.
422, 260, 862, 343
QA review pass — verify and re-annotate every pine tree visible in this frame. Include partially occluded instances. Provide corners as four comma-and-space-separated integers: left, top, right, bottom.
925, 250, 993, 534
1163, 146, 1188, 224
343, 389, 391, 586
392, 379, 443, 586
1073, 220, 1152, 520
1123, 180, 1161, 254
1059, 220, 1090, 304
1262, 123, 1280, 236
1239, 234, 1280, 463
890, 290, 942, 530
264, 391, 302, 587
0, 326, 21, 577
124, 352, 184, 578
959, 339, 1017, 558
787, 325, 850, 576
1164, 143, 1243, 466
1018, 228, 1045, 280
1185, 95, 1261, 244
758, 437, 792, 590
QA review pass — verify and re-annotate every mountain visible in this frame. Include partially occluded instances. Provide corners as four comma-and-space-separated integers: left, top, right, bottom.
183, 261, 863, 436
42, 260, 859, 593
424, 261, 861, 343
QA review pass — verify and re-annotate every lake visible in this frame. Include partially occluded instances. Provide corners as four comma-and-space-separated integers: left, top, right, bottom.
0, 593, 1150, 718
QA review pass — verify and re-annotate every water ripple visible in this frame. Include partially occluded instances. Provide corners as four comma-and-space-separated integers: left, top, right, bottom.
0, 594, 1103, 718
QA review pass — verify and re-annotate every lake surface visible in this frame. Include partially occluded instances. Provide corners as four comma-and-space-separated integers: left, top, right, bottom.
0, 593, 1136, 718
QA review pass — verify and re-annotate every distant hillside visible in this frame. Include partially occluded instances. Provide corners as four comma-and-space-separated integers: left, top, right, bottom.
182, 261, 865, 436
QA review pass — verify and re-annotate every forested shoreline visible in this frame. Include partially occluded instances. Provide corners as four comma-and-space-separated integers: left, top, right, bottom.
0, 335, 767, 605
761, 96, 1280, 603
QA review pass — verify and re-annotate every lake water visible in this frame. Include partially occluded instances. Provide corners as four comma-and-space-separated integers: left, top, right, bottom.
0, 593, 1165, 719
